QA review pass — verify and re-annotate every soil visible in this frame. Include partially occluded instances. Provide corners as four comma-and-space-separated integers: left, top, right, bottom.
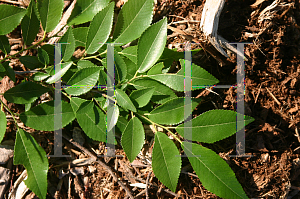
1, 0, 300, 198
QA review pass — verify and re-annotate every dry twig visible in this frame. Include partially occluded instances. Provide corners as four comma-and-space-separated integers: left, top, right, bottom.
62, 134, 134, 199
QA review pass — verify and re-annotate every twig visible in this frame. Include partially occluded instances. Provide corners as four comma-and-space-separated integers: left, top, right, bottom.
96, 160, 134, 198
123, 170, 180, 198
295, 126, 300, 143
146, 171, 152, 199
254, 84, 262, 104
266, 87, 281, 106
0, 0, 22, 5
68, 163, 71, 199
135, 189, 147, 198
14, 70, 40, 75
62, 134, 134, 199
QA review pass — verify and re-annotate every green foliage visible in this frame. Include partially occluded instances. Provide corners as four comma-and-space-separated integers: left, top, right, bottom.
85, 2, 114, 54
67, 0, 110, 25
0, 0, 254, 198
0, 35, 10, 55
4, 81, 50, 104
36, 0, 64, 32
0, 4, 26, 35
19, 100, 75, 131
21, 0, 40, 45
152, 132, 181, 192
147, 97, 201, 125
113, 0, 153, 44
0, 110, 6, 143
14, 129, 49, 199
183, 142, 249, 199
137, 17, 167, 73
121, 117, 145, 163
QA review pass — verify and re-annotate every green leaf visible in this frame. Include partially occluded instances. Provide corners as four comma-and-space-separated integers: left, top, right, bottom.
147, 97, 201, 125
176, 110, 255, 143
121, 46, 137, 64
64, 67, 100, 96
41, 44, 54, 65
59, 27, 75, 61
158, 48, 200, 69
37, 48, 49, 65
98, 70, 107, 85
0, 110, 6, 143
73, 27, 88, 48
67, 0, 110, 25
0, 35, 10, 55
37, 0, 64, 32
14, 129, 48, 199
129, 87, 155, 108
115, 88, 136, 112
0, 4, 26, 35
0, 63, 5, 72
114, 50, 127, 84
1, 61, 15, 83
77, 60, 96, 69
147, 62, 164, 75
152, 132, 181, 192
182, 142, 248, 199
137, 18, 167, 73
124, 57, 137, 80
33, 72, 49, 81
178, 59, 218, 89
21, 0, 40, 45
116, 115, 128, 134
19, 56, 44, 70
76, 101, 107, 142
121, 117, 144, 162
147, 60, 219, 91
130, 78, 177, 104
107, 105, 119, 132
19, 101, 75, 131
85, 2, 114, 54
113, 0, 153, 44
70, 97, 87, 113
46, 61, 73, 84
4, 81, 50, 104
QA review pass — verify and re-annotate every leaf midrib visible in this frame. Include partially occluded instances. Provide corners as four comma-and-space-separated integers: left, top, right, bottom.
156, 134, 176, 190
6, 88, 48, 96
115, 0, 148, 42
116, 90, 135, 111
67, 68, 99, 86
185, 146, 244, 198
71, 0, 98, 24
148, 73, 217, 82
19, 130, 43, 197
86, 6, 111, 53
139, 23, 164, 71
0, 6, 25, 24
177, 120, 251, 129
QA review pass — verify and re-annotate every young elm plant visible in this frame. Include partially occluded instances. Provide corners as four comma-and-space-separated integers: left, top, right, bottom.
0, 0, 254, 198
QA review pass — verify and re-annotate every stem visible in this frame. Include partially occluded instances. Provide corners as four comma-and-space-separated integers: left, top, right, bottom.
131, 111, 134, 118
137, 113, 182, 144
0, 98, 18, 126
82, 51, 105, 60
133, 71, 139, 78
62, 91, 71, 100
102, 93, 116, 103
93, 98, 107, 114
127, 74, 147, 85
1, 31, 47, 64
